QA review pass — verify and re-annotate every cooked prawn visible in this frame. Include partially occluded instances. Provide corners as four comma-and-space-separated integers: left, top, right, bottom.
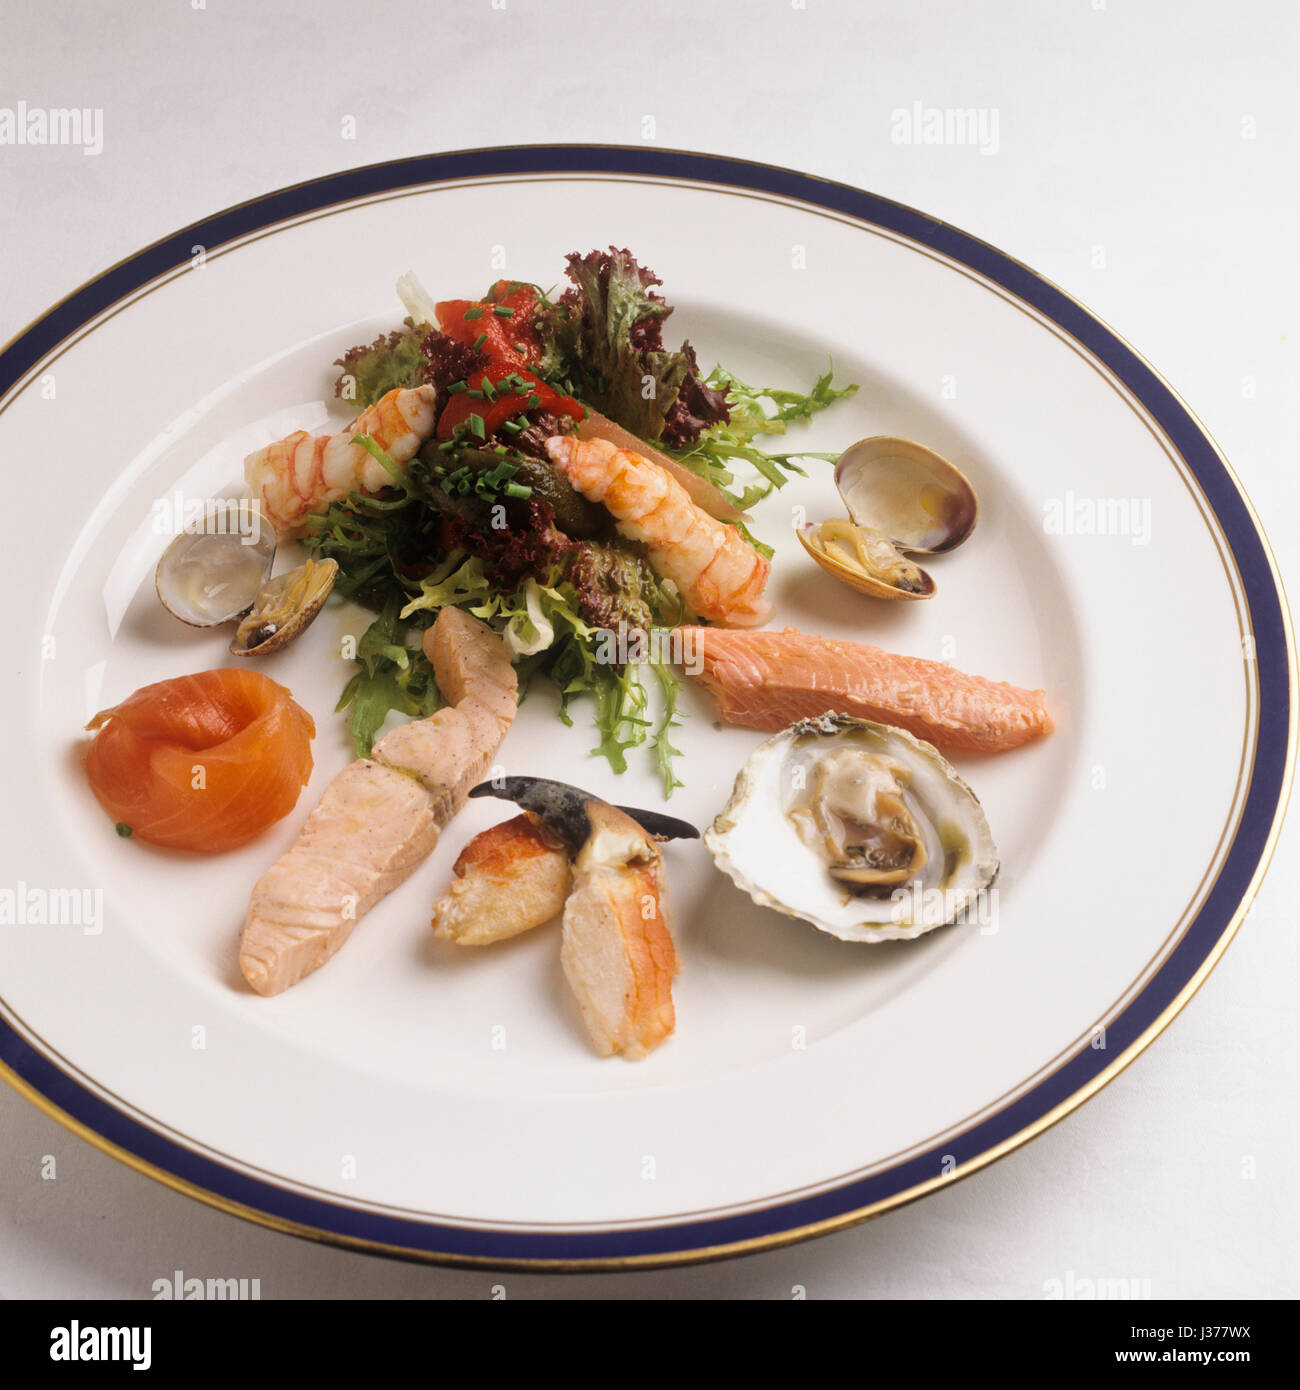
545, 435, 772, 627
245, 385, 439, 538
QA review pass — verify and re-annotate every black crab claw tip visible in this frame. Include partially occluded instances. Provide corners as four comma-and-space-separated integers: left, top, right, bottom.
616, 807, 700, 842
468, 776, 699, 848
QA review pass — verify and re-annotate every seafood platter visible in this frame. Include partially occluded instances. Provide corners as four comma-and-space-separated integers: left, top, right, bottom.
82, 250, 1052, 1059
3, 156, 1283, 1265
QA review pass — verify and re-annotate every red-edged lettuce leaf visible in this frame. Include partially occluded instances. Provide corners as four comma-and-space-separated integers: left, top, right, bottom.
539, 247, 731, 447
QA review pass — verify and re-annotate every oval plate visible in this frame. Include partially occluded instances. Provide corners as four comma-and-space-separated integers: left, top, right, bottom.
0, 147, 1293, 1269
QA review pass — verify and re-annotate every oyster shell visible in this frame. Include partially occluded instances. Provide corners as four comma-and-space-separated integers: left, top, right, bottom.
705, 714, 998, 942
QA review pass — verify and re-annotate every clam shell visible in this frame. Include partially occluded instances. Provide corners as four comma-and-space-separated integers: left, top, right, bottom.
155, 512, 276, 627
835, 436, 978, 554
797, 523, 936, 602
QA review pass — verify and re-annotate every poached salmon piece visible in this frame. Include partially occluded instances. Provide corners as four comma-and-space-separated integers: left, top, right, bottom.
680, 626, 1052, 754
240, 607, 517, 996
239, 761, 442, 993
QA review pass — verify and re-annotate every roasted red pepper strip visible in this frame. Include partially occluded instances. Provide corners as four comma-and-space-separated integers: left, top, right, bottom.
434, 284, 584, 441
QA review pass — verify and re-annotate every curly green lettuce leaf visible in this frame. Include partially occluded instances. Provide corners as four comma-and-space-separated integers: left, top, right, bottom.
336, 594, 442, 757
664, 364, 859, 511
333, 319, 427, 410
713, 365, 858, 445
400, 555, 670, 781
648, 655, 685, 798
546, 626, 650, 775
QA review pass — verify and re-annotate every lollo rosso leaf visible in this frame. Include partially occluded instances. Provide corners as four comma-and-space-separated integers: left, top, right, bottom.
333, 320, 428, 410
539, 247, 731, 447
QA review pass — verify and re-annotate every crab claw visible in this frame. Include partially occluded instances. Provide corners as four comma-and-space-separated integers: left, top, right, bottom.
432, 813, 573, 946
466, 777, 681, 1058
561, 801, 678, 1060
468, 776, 698, 847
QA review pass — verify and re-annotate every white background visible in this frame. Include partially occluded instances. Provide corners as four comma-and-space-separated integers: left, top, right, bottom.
1, 0, 1295, 1299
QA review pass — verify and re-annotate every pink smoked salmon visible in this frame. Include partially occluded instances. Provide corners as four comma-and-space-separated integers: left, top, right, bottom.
680, 627, 1053, 754
239, 607, 516, 995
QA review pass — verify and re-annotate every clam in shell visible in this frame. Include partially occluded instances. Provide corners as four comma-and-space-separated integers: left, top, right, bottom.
705, 714, 998, 942
797, 519, 934, 600
230, 558, 339, 657
155, 514, 276, 627
801, 436, 978, 601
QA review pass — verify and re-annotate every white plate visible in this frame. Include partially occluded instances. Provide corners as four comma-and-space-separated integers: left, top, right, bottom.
0, 148, 1293, 1268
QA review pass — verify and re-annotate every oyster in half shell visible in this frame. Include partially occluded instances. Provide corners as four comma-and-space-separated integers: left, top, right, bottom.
705, 714, 998, 942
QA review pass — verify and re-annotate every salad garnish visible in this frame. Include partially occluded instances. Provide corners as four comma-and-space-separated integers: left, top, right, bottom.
310, 248, 858, 794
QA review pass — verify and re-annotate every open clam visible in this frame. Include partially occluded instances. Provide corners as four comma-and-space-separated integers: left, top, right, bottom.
155, 512, 276, 627
230, 558, 339, 656
798, 436, 978, 601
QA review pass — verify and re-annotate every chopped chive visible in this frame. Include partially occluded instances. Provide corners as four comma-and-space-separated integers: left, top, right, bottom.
513, 344, 526, 356
492, 305, 515, 317
493, 445, 509, 455
447, 379, 468, 394
527, 393, 542, 409
472, 332, 487, 351
466, 388, 484, 399
503, 482, 532, 498
115, 822, 133, 838
467, 413, 486, 440
500, 418, 523, 434
481, 375, 497, 401
463, 305, 485, 320
437, 438, 457, 451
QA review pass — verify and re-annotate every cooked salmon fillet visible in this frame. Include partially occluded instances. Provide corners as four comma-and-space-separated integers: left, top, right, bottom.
431, 813, 572, 946
240, 607, 517, 995
681, 626, 1052, 753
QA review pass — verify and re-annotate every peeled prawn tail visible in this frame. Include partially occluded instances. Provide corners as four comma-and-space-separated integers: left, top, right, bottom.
545, 434, 772, 628
244, 385, 440, 538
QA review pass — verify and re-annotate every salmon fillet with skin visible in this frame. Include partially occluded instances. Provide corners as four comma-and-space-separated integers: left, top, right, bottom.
240, 607, 517, 995
681, 626, 1052, 754
431, 813, 572, 946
